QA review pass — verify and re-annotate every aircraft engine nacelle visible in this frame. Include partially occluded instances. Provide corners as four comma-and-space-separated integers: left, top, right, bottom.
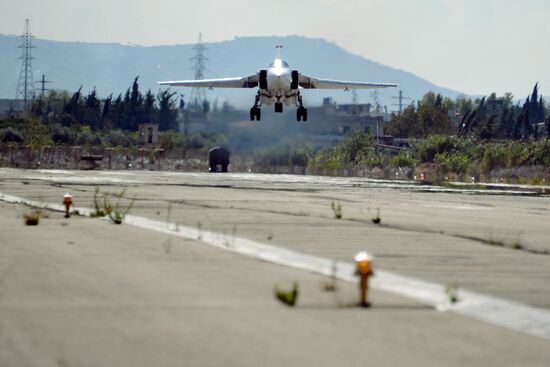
291, 70, 299, 90
259, 70, 268, 90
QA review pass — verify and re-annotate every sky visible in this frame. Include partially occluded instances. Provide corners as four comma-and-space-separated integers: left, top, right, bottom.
1, 0, 549, 98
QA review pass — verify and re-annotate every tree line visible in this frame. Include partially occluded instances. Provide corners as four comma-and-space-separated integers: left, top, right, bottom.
30, 77, 180, 131
385, 84, 549, 140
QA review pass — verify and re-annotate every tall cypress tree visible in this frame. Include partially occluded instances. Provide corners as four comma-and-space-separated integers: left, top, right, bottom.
157, 90, 177, 131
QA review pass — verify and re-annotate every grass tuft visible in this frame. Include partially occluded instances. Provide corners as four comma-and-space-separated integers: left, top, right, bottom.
331, 201, 343, 219
91, 187, 134, 224
371, 208, 382, 224
23, 209, 43, 225
274, 282, 299, 307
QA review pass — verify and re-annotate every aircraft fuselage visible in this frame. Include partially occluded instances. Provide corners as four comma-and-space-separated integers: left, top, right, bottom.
262, 58, 296, 106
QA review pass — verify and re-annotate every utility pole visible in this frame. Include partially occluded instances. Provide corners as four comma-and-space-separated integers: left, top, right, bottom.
352, 89, 358, 105
190, 33, 208, 109
15, 19, 36, 109
370, 90, 382, 111
36, 74, 51, 95
391, 90, 412, 113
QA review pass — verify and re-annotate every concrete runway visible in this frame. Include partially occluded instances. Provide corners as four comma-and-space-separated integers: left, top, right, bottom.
1, 168, 549, 366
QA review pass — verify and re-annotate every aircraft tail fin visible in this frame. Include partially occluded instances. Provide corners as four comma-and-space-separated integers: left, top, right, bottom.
275, 45, 283, 59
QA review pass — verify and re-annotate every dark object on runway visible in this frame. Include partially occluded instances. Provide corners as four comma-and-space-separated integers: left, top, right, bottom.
80, 154, 103, 170
208, 146, 230, 173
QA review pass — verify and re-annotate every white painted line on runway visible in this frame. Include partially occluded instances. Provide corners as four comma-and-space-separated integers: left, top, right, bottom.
2, 192, 550, 341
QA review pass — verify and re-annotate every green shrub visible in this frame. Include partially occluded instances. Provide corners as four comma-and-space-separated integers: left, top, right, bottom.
479, 144, 509, 173
507, 142, 530, 167
435, 152, 470, 174
522, 140, 550, 167
104, 129, 136, 147
342, 130, 375, 164
0, 127, 24, 143
391, 151, 417, 168
51, 125, 76, 145
308, 147, 344, 171
76, 130, 102, 146
413, 135, 457, 162
158, 130, 182, 150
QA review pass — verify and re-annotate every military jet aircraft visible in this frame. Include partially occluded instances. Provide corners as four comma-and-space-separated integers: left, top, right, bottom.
158, 46, 398, 122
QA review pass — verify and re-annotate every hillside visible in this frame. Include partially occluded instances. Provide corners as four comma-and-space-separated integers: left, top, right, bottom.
0, 35, 463, 109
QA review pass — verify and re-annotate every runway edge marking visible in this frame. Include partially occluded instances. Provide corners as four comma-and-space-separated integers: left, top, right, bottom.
2, 192, 550, 341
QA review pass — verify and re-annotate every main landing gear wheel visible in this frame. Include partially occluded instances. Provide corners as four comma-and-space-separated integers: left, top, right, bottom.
274, 103, 283, 113
249, 107, 261, 121
297, 107, 308, 122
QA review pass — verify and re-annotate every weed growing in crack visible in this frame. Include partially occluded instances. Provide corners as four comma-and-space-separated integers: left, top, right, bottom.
445, 284, 459, 304
23, 209, 43, 225
91, 187, 134, 224
371, 208, 382, 224
197, 222, 203, 240
274, 282, 299, 307
331, 201, 343, 219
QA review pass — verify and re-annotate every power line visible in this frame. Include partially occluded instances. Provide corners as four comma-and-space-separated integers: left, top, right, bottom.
391, 90, 412, 113
190, 33, 208, 107
15, 19, 36, 109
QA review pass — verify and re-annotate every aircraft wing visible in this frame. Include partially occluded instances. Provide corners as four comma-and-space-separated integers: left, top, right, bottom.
158, 74, 259, 88
298, 74, 398, 90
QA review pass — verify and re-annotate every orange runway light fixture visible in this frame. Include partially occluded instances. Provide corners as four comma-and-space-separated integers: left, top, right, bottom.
63, 193, 73, 218
354, 251, 374, 308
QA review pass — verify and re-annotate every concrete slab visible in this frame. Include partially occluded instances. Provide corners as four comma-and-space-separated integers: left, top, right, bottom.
1, 168, 549, 365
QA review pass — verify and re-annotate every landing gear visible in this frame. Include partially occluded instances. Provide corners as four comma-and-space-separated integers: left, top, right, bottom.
296, 93, 308, 122
297, 107, 308, 122
259, 70, 268, 90
250, 107, 261, 121
250, 91, 262, 121
274, 102, 283, 113
291, 70, 299, 90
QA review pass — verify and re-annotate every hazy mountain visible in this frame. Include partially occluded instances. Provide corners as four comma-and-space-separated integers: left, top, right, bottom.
0, 34, 464, 109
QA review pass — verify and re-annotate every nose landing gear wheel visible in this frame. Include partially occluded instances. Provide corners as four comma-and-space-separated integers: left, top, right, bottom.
297, 107, 308, 122
249, 107, 261, 121
249, 108, 261, 121
275, 103, 283, 113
